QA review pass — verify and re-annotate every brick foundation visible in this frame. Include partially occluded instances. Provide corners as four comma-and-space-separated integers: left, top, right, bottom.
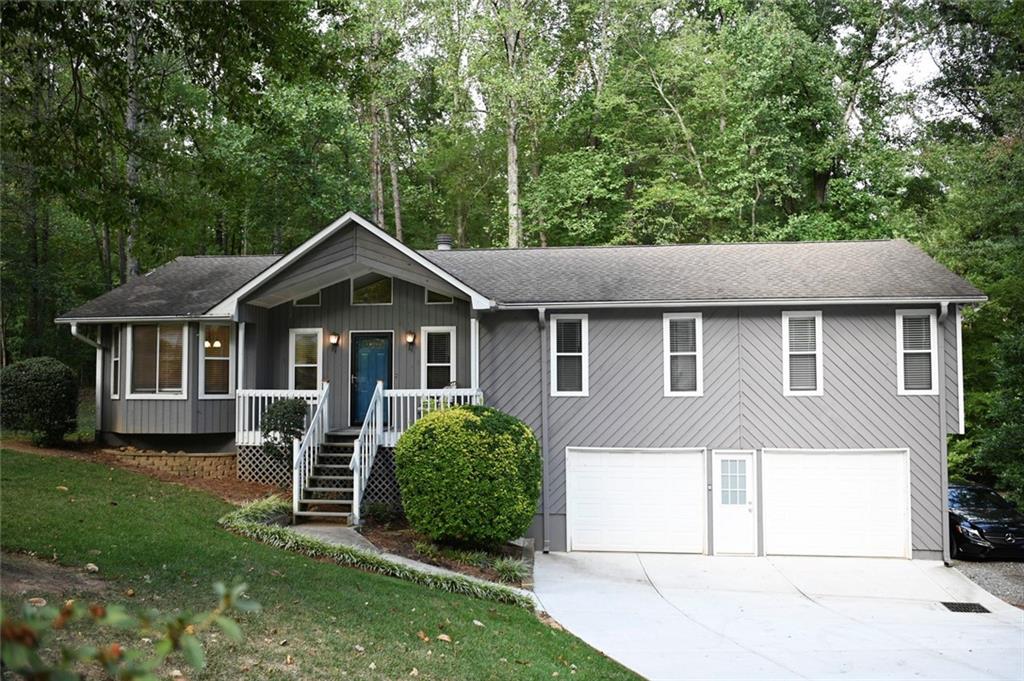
110, 450, 237, 479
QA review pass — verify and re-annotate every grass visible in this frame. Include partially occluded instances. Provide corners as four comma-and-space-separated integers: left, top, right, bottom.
0, 449, 637, 680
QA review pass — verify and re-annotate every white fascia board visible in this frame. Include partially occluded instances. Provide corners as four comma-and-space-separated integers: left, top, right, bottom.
58, 315, 227, 324
205, 211, 493, 319
495, 296, 986, 310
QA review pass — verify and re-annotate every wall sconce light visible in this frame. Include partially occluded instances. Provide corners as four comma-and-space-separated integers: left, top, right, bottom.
328, 332, 340, 347
405, 331, 416, 347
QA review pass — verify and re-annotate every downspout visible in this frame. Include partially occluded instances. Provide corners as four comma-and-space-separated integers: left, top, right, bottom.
538, 307, 551, 553
937, 302, 950, 565
70, 323, 103, 438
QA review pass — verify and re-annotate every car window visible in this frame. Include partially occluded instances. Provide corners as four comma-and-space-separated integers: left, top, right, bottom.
948, 487, 1016, 511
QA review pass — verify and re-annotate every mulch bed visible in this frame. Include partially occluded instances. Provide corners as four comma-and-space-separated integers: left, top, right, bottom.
1, 440, 274, 505
359, 522, 522, 585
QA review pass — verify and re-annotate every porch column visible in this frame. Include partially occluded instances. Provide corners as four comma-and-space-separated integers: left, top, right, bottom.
470, 316, 480, 391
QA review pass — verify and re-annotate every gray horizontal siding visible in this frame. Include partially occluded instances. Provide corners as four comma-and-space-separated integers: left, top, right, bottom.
479, 305, 964, 554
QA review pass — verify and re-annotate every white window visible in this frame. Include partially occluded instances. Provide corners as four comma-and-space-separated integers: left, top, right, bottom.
110, 325, 121, 399
896, 309, 938, 395
351, 273, 392, 305
421, 326, 456, 389
663, 313, 703, 396
294, 290, 321, 307
720, 458, 747, 505
199, 323, 235, 399
127, 323, 188, 399
289, 328, 323, 390
425, 289, 454, 304
782, 311, 823, 396
551, 314, 588, 396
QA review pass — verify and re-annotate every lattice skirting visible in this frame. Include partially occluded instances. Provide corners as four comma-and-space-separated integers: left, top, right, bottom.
363, 447, 402, 511
237, 445, 290, 488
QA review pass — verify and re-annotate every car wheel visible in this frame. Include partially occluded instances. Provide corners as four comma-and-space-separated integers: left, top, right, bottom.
950, 535, 959, 560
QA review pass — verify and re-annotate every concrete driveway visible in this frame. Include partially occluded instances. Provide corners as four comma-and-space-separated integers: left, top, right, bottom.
534, 553, 1024, 680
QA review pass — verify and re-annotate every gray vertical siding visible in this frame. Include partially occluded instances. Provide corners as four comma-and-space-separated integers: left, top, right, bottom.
479, 304, 966, 554
256, 277, 472, 427
99, 323, 235, 435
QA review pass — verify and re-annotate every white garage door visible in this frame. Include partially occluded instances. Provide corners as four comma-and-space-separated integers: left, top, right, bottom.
566, 448, 706, 553
762, 449, 910, 558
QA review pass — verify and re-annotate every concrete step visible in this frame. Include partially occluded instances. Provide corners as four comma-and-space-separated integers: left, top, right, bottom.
294, 510, 351, 519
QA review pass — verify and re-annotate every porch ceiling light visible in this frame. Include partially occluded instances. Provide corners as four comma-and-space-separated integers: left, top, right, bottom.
328, 332, 341, 346
405, 330, 416, 346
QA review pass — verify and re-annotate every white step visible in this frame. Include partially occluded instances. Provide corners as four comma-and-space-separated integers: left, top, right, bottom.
303, 487, 354, 493
294, 510, 351, 518
300, 498, 352, 505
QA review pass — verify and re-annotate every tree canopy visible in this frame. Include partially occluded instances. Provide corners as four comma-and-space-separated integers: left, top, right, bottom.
2, 0, 1021, 494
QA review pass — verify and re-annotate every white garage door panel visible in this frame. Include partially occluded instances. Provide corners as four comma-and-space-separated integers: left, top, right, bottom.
568, 449, 705, 553
763, 450, 909, 558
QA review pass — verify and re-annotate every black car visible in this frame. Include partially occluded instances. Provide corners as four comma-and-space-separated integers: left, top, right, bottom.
948, 485, 1024, 560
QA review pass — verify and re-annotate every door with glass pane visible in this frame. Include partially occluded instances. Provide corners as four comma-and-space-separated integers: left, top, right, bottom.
351, 333, 392, 425
712, 450, 757, 555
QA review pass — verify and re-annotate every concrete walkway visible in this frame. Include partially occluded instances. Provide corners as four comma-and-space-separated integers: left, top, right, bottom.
534, 552, 1024, 681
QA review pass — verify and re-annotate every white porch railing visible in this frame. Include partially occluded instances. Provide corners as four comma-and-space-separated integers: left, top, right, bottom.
236, 388, 321, 445
292, 382, 331, 514
350, 384, 484, 524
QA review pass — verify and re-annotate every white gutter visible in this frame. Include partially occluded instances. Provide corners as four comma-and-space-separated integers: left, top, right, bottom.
69, 323, 103, 435
494, 296, 986, 310
57, 315, 232, 324
69, 322, 102, 349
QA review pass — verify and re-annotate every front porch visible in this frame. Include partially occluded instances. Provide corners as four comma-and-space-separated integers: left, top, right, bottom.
235, 383, 483, 524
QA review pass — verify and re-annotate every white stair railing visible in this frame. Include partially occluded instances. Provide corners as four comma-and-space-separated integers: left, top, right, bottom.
236, 388, 321, 445
292, 382, 331, 515
350, 380, 385, 525
382, 388, 484, 442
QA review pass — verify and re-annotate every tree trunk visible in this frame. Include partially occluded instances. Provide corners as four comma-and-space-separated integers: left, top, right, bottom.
813, 168, 831, 206
455, 205, 465, 247
369, 105, 386, 228
382, 105, 403, 241
505, 99, 522, 248
531, 127, 546, 246
124, 15, 142, 278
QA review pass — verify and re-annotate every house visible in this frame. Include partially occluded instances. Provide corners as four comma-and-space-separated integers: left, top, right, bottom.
57, 212, 987, 562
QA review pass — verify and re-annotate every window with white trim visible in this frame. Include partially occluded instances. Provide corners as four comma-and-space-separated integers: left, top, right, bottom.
294, 291, 321, 307
110, 325, 121, 399
289, 328, 322, 390
128, 323, 187, 398
351, 273, 392, 305
421, 326, 456, 389
896, 309, 938, 395
663, 313, 703, 396
551, 314, 588, 396
782, 311, 823, 396
425, 289, 454, 304
199, 323, 234, 399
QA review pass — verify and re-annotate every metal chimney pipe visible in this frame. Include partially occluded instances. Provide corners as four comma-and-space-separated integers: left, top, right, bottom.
436, 234, 453, 250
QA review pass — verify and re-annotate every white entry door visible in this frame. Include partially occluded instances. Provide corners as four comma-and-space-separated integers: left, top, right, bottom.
712, 450, 757, 555
566, 448, 706, 553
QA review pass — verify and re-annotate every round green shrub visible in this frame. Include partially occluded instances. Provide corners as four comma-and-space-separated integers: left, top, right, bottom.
0, 357, 78, 445
261, 398, 308, 460
394, 405, 541, 547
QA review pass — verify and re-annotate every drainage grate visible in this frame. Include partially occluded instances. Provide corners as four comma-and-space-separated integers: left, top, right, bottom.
942, 602, 990, 613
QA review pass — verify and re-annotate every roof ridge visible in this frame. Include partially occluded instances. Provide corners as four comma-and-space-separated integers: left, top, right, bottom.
176, 254, 281, 259
420, 238, 903, 254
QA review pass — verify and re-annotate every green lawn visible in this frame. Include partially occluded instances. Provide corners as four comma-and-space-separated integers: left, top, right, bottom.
0, 449, 636, 680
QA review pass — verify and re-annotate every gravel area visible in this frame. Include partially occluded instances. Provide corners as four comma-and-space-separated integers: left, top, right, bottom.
953, 559, 1024, 608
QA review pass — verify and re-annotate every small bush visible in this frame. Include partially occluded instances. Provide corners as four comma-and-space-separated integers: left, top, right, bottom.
414, 540, 441, 561
394, 404, 541, 547
364, 501, 403, 525
492, 557, 530, 584
261, 398, 308, 460
0, 357, 78, 445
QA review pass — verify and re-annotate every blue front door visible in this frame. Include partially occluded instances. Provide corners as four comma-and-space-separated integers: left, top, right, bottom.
351, 333, 392, 425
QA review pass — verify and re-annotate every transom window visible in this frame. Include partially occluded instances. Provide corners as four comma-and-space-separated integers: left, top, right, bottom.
782, 311, 823, 396
294, 290, 321, 307
550, 314, 588, 396
421, 326, 456, 389
720, 459, 747, 505
896, 309, 938, 395
128, 323, 187, 399
425, 289, 454, 304
663, 313, 703, 396
289, 328, 322, 390
110, 325, 121, 399
351, 273, 392, 305
199, 323, 234, 398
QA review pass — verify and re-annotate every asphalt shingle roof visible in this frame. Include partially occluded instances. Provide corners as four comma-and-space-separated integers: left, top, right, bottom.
420, 239, 985, 305
57, 255, 281, 320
